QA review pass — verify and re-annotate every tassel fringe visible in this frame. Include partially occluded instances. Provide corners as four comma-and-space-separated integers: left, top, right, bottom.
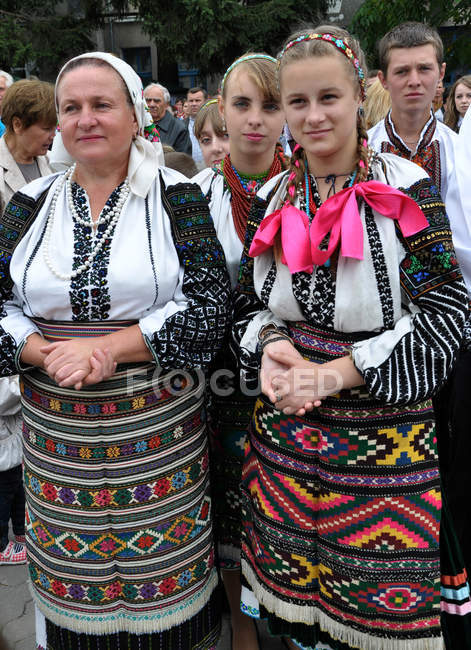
241, 561, 444, 650
29, 569, 218, 637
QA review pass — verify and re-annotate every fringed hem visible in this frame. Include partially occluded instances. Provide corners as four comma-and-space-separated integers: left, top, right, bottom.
29, 569, 218, 637
241, 561, 445, 650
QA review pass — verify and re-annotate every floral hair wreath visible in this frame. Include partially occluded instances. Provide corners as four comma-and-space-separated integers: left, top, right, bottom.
278, 33, 366, 101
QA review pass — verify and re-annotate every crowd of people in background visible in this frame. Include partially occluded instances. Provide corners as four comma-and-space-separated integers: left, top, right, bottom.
0, 17, 470, 650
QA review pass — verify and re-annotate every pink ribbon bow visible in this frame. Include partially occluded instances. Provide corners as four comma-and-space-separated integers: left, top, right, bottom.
249, 180, 429, 273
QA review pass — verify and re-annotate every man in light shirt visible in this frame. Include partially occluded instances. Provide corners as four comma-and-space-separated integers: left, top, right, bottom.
368, 22, 456, 201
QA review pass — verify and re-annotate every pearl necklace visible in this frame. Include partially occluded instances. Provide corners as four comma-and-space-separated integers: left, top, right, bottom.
43, 165, 130, 281
65, 164, 129, 228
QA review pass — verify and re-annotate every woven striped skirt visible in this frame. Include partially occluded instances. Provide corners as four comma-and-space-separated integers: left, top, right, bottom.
21, 320, 220, 648
240, 322, 445, 650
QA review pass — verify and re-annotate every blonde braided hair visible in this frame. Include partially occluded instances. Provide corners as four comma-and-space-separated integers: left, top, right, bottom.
285, 144, 307, 206
356, 113, 370, 184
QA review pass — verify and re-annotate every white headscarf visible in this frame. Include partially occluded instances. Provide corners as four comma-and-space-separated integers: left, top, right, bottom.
54, 52, 164, 197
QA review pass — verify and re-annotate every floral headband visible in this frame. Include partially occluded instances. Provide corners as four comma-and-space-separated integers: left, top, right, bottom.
221, 54, 277, 94
278, 33, 366, 100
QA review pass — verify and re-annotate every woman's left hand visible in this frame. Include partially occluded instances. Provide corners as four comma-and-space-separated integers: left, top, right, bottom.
82, 348, 117, 387
267, 348, 342, 416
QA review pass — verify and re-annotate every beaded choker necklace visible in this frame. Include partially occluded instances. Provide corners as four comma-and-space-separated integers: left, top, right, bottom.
300, 146, 376, 215
222, 153, 283, 243
231, 167, 269, 196
43, 164, 130, 281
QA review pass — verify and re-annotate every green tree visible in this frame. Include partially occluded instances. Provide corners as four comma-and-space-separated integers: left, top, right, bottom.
350, 0, 471, 72
135, 0, 329, 77
0, 0, 127, 78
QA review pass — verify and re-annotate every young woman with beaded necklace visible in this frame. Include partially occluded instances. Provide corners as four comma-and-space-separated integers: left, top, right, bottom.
232, 25, 469, 650
194, 53, 286, 650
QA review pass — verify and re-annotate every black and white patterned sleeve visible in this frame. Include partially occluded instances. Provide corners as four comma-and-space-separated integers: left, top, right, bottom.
0, 190, 48, 376
230, 195, 286, 388
145, 181, 232, 372
462, 315, 471, 351
0, 327, 18, 377
353, 178, 469, 405
0, 265, 20, 378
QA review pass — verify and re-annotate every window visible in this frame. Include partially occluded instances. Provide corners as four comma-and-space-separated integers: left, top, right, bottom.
122, 47, 152, 85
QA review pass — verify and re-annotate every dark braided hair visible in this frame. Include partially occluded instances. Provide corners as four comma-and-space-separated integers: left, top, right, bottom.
280, 25, 370, 205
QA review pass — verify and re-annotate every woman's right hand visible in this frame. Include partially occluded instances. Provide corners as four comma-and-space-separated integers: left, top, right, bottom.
260, 339, 302, 404
40, 340, 116, 389
41, 339, 94, 389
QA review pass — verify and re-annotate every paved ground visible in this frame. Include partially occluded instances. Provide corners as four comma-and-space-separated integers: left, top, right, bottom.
0, 561, 34, 650
0, 561, 285, 650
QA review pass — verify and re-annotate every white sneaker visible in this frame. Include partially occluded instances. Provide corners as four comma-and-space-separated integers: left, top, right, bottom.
0, 541, 27, 565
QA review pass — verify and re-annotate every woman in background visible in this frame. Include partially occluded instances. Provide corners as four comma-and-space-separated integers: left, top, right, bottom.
0, 79, 56, 570
363, 77, 391, 130
194, 99, 230, 169
0, 79, 55, 214
444, 75, 471, 132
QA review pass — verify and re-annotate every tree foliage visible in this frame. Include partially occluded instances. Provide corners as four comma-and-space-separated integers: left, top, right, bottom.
135, 0, 329, 76
350, 0, 471, 72
0, 0, 128, 78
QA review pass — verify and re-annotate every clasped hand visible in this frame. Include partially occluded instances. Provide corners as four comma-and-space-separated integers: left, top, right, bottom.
41, 339, 117, 390
261, 341, 341, 416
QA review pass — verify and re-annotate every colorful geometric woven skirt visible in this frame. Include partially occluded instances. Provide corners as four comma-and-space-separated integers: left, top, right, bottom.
240, 322, 443, 650
21, 321, 220, 648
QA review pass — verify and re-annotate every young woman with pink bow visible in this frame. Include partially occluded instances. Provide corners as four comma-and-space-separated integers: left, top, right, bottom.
232, 25, 469, 650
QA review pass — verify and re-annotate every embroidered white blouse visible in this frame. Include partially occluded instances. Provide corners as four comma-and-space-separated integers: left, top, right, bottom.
233, 153, 468, 405
368, 110, 457, 203
445, 107, 471, 295
0, 167, 231, 372
194, 167, 244, 289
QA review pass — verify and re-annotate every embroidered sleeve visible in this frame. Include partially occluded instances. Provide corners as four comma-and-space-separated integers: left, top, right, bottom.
463, 315, 471, 351
146, 181, 231, 371
0, 327, 17, 377
353, 178, 469, 404
231, 195, 286, 388
0, 191, 47, 376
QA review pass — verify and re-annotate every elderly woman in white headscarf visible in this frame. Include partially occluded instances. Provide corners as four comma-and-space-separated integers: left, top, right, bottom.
48, 61, 164, 174
0, 53, 230, 650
